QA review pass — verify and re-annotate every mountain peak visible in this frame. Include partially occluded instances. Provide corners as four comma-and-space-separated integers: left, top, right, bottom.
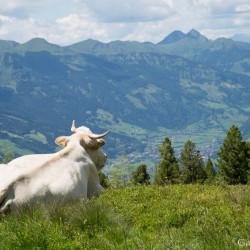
14, 38, 62, 53
158, 30, 186, 44
23, 38, 55, 47
158, 29, 208, 44
186, 29, 208, 42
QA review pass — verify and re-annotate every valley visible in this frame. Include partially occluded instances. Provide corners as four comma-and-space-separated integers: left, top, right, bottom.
0, 29, 249, 164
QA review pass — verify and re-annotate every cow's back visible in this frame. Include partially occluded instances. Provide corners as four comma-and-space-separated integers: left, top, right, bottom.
8, 153, 55, 169
0, 148, 91, 212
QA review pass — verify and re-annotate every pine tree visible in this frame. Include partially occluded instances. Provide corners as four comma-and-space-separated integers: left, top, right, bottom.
154, 137, 180, 185
180, 140, 206, 184
246, 141, 250, 184
205, 158, 216, 184
131, 164, 150, 185
217, 125, 249, 184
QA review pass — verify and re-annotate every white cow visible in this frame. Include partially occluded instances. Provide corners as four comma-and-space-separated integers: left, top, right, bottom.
0, 120, 109, 212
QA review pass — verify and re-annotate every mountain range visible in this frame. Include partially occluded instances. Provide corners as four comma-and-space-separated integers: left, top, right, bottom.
0, 29, 249, 164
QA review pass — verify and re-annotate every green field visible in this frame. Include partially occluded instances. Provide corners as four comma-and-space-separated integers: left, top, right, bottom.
0, 185, 249, 249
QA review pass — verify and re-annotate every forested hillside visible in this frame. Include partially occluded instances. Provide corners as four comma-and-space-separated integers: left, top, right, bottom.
0, 29, 249, 162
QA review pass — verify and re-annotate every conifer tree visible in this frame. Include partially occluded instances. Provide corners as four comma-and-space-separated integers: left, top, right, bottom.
247, 141, 250, 184
131, 164, 150, 185
180, 140, 206, 184
217, 125, 249, 184
154, 137, 180, 185
205, 158, 216, 184
247, 141, 250, 166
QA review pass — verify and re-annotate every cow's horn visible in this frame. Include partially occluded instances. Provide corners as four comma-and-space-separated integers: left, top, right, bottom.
71, 120, 77, 133
88, 131, 109, 139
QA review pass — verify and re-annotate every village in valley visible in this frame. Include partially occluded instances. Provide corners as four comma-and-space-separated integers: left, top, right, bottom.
122, 129, 221, 165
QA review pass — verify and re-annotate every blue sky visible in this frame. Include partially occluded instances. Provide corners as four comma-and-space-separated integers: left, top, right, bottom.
0, 0, 250, 45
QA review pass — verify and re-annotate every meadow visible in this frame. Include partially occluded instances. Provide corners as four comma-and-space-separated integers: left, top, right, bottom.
0, 185, 249, 249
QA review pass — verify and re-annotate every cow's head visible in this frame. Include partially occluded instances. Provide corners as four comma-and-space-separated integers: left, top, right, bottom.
55, 120, 109, 169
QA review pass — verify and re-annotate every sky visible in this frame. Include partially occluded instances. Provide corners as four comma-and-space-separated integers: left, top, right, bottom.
0, 0, 250, 45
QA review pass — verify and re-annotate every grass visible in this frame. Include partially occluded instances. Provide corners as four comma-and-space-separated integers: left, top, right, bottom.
0, 185, 249, 249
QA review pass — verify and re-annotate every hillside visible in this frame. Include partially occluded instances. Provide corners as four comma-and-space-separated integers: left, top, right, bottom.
0, 29, 249, 162
0, 185, 249, 249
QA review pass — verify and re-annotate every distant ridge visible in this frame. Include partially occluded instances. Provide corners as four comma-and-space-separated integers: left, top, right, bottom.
0, 40, 19, 52
12, 37, 64, 53
65, 38, 103, 53
231, 34, 250, 44
158, 29, 208, 44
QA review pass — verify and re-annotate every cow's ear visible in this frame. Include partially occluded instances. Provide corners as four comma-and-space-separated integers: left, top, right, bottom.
55, 136, 70, 147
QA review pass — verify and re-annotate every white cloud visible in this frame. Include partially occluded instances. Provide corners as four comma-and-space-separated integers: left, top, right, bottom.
0, 15, 40, 41
236, 4, 250, 13
0, 0, 250, 45
193, 0, 250, 15
0, 15, 14, 22
81, 0, 175, 22
54, 14, 108, 44
0, 0, 60, 12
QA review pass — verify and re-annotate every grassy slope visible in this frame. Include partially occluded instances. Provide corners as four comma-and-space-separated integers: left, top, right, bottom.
0, 185, 249, 249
